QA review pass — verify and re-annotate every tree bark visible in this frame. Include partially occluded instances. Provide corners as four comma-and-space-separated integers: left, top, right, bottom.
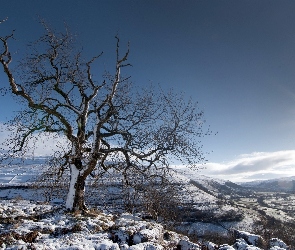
66, 164, 87, 211
73, 175, 87, 211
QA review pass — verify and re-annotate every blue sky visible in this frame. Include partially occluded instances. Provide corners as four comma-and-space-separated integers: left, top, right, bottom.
1, 1, 295, 182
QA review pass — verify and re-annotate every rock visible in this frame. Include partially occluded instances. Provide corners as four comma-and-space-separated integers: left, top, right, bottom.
233, 230, 264, 247
269, 238, 288, 250
177, 239, 201, 250
128, 242, 163, 250
233, 238, 260, 250
218, 244, 235, 250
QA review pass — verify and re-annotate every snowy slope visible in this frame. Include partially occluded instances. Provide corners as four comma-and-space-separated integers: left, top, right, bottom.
0, 199, 290, 250
1, 160, 294, 249
173, 167, 253, 198
240, 176, 295, 192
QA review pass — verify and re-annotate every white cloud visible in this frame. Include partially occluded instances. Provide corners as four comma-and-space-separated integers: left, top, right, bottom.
200, 150, 295, 182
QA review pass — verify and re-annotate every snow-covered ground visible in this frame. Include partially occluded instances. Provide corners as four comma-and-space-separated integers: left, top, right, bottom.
0, 199, 290, 250
0, 164, 257, 235
0, 164, 40, 186
0, 162, 293, 249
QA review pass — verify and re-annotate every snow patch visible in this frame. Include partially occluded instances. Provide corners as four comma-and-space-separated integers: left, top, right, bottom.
65, 164, 80, 210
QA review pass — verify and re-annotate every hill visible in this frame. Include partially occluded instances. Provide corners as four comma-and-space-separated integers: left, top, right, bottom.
1, 160, 295, 248
0, 199, 291, 250
240, 176, 295, 192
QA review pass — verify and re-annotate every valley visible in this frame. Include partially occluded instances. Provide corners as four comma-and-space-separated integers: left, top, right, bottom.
234, 192, 295, 223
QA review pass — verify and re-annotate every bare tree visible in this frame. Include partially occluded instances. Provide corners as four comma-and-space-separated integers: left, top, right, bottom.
0, 20, 211, 212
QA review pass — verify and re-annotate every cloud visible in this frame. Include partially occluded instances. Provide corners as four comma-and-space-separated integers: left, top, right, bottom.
243, 172, 286, 180
200, 150, 295, 182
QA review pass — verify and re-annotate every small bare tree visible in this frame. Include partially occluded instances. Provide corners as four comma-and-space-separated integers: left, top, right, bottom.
0, 20, 211, 212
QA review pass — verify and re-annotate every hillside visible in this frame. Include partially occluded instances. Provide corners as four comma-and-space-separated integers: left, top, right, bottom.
174, 167, 253, 198
0, 199, 291, 250
0, 160, 295, 249
240, 176, 295, 192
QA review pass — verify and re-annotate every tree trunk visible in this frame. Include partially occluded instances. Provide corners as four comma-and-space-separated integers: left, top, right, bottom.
66, 164, 87, 211
73, 174, 87, 211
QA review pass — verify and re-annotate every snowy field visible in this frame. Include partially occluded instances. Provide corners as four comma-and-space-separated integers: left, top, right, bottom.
0, 199, 290, 250
0, 163, 293, 249
0, 164, 40, 186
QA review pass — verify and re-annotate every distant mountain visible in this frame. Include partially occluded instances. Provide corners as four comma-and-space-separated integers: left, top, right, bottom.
239, 176, 295, 192
173, 168, 253, 198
